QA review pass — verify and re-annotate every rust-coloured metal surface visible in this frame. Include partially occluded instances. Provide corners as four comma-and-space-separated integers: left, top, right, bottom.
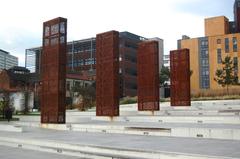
235, 1, 240, 32
41, 17, 67, 123
170, 49, 191, 106
96, 31, 119, 116
137, 41, 159, 111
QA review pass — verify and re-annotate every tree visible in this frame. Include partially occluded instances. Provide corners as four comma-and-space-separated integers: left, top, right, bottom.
159, 66, 170, 87
0, 90, 9, 118
159, 66, 192, 87
214, 56, 239, 95
0, 101, 5, 118
71, 82, 96, 110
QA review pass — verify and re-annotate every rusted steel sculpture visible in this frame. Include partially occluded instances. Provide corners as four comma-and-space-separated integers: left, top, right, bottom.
41, 17, 67, 123
170, 49, 191, 106
96, 31, 119, 116
137, 41, 159, 111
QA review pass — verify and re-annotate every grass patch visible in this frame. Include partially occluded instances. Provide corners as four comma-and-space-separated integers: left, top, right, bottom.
120, 96, 137, 105
15, 112, 40, 116
120, 96, 171, 104
160, 98, 170, 102
191, 95, 240, 101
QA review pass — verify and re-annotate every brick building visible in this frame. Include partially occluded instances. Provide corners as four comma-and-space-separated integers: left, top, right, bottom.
178, 0, 240, 96
0, 66, 36, 112
26, 31, 163, 97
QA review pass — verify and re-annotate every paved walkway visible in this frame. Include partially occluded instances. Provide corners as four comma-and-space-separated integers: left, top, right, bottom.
0, 145, 84, 159
0, 127, 240, 158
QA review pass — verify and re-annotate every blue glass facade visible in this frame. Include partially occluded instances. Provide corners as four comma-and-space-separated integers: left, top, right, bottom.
199, 37, 210, 89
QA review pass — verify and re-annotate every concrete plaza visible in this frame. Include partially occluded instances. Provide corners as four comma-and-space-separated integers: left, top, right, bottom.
0, 145, 83, 159
0, 100, 240, 159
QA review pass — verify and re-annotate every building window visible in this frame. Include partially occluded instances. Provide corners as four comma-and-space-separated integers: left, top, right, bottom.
217, 39, 221, 44
201, 59, 209, 66
125, 42, 138, 50
125, 68, 137, 76
74, 81, 80, 87
233, 37, 238, 52
201, 40, 208, 46
85, 58, 94, 65
68, 62, 72, 67
66, 81, 70, 91
78, 59, 84, 66
201, 50, 208, 58
225, 38, 229, 53
73, 60, 78, 67
199, 37, 210, 89
202, 78, 210, 89
125, 54, 137, 63
217, 49, 222, 64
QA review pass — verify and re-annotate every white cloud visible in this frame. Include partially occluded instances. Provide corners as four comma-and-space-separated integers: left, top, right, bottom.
0, 0, 226, 66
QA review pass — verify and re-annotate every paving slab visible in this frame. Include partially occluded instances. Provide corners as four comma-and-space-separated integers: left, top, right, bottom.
0, 127, 240, 159
0, 145, 85, 159
0, 123, 23, 132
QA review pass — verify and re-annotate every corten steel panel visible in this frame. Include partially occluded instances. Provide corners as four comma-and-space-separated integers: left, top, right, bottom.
137, 41, 160, 111
41, 17, 67, 123
96, 31, 119, 116
237, 8, 240, 32
170, 49, 191, 106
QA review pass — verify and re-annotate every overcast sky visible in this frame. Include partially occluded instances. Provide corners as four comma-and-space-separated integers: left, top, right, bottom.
0, 0, 234, 66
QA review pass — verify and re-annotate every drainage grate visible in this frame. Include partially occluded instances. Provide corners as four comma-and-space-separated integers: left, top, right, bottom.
126, 127, 171, 133
197, 134, 203, 138
143, 132, 149, 135
57, 149, 63, 153
102, 130, 107, 133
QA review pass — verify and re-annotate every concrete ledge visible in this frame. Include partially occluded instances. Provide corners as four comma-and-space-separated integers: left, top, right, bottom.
0, 136, 235, 159
71, 123, 240, 140
40, 124, 70, 131
92, 116, 240, 124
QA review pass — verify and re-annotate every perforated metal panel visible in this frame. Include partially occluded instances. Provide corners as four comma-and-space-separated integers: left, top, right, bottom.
96, 31, 119, 116
170, 49, 191, 106
235, 1, 240, 32
41, 17, 67, 123
137, 41, 159, 111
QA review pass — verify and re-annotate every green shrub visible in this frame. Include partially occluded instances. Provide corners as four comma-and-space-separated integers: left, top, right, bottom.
120, 96, 137, 105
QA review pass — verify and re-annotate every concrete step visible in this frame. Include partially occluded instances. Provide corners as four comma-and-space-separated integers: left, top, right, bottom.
13, 120, 240, 140
70, 122, 240, 140
16, 115, 240, 125
92, 116, 240, 124
18, 121, 240, 141
87, 100, 240, 112
0, 136, 236, 159
15, 115, 92, 123
138, 110, 240, 116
